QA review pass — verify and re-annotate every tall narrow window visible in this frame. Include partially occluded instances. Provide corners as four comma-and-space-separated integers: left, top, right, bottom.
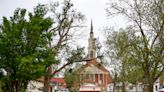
90, 51, 93, 58
92, 40, 95, 46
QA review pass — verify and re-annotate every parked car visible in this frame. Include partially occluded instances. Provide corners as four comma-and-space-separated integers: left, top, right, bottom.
53, 88, 69, 92
60, 89, 69, 92
54, 89, 60, 92
159, 85, 164, 92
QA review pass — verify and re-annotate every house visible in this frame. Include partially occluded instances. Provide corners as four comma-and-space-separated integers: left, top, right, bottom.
27, 77, 68, 92
50, 78, 68, 92
154, 75, 164, 92
113, 77, 164, 92
27, 77, 44, 92
72, 21, 113, 92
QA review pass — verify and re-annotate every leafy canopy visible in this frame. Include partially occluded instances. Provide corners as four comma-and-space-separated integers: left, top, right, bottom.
0, 4, 56, 92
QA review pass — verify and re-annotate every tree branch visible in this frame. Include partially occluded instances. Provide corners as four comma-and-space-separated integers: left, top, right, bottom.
51, 58, 97, 76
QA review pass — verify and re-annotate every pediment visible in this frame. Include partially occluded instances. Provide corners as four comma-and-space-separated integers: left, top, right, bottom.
80, 64, 107, 74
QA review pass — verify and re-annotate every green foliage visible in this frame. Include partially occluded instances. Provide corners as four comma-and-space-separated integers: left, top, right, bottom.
106, 0, 164, 91
63, 47, 85, 92
64, 70, 75, 88
0, 4, 55, 92
64, 68, 79, 92
67, 47, 85, 63
104, 27, 144, 92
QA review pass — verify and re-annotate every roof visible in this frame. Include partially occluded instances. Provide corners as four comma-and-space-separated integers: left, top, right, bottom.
36, 77, 66, 84
50, 78, 65, 83
77, 58, 109, 73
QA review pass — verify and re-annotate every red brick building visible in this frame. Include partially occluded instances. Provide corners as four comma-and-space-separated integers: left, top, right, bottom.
72, 21, 112, 92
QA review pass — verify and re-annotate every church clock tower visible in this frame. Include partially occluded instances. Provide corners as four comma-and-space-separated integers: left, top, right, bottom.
88, 20, 96, 59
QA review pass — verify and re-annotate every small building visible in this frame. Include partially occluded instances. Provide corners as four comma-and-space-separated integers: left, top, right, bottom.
27, 77, 68, 92
50, 78, 68, 92
27, 77, 44, 92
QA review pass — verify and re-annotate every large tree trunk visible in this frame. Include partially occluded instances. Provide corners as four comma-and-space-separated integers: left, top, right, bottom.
113, 73, 118, 92
113, 82, 116, 92
147, 80, 154, 92
9, 80, 14, 92
43, 66, 51, 92
0, 80, 2, 92
122, 60, 126, 92
122, 81, 126, 92
9, 81, 21, 92
143, 74, 154, 92
43, 75, 49, 92
147, 84, 153, 92
15, 80, 20, 92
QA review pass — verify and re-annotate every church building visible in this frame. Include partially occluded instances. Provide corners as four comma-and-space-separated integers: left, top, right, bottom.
72, 21, 112, 92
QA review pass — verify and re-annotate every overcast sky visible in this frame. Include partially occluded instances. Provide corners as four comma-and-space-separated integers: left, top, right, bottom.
0, 0, 128, 49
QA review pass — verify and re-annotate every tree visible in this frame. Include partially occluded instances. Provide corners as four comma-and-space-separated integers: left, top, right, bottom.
0, 5, 54, 92
106, 0, 164, 91
0, 69, 3, 92
104, 27, 137, 92
42, 0, 85, 92
64, 66, 80, 92
64, 70, 74, 90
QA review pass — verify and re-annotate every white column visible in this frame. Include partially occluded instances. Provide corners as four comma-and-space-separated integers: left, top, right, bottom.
103, 74, 104, 84
93, 74, 95, 82
98, 74, 100, 84
104, 74, 105, 85
105, 74, 107, 85
88, 74, 91, 80
80, 74, 81, 82
106, 74, 108, 85
100, 74, 102, 84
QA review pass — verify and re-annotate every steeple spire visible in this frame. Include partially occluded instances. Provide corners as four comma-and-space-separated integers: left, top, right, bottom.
88, 20, 96, 59
90, 20, 93, 33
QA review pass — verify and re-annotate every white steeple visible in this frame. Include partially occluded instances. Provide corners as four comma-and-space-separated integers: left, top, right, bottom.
88, 20, 96, 59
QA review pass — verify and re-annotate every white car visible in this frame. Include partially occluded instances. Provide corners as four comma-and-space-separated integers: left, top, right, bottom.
159, 85, 164, 92
60, 89, 69, 92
